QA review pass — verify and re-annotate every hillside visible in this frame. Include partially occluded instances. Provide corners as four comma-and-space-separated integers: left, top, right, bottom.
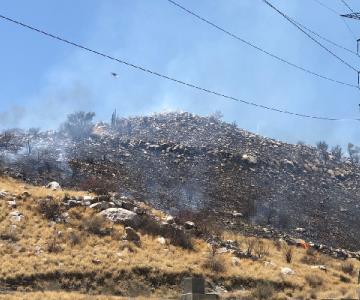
1, 112, 360, 253
0, 176, 359, 299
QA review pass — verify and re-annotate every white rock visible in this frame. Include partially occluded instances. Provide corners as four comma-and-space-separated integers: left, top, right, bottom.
157, 237, 166, 245
264, 261, 276, 267
7, 200, 16, 208
295, 227, 306, 233
232, 211, 243, 217
9, 211, 23, 222
232, 257, 240, 266
217, 247, 228, 254
0, 191, 8, 199
165, 215, 175, 224
46, 181, 61, 190
310, 265, 327, 271
242, 154, 257, 164
184, 221, 195, 229
99, 208, 140, 225
281, 267, 295, 275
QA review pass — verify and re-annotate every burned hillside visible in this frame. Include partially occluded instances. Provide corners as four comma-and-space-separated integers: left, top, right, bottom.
1, 112, 360, 251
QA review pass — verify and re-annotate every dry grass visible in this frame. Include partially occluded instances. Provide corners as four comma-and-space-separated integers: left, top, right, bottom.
0, 176, 359, 299
0, 292, 154, 299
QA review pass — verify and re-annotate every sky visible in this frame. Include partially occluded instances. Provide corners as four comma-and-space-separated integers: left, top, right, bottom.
1, 0, 360, 148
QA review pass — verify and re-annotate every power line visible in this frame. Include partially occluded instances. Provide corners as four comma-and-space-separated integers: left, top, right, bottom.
341, 0, 354, 13
292, 17, 359, 57
0, 13, 358, 122
312, 0, 357, 41
165, 0, 358, 89
262, 0, 359, 73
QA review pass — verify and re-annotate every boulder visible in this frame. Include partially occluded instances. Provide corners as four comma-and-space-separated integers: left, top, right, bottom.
89, 201, 114, 211
99, 208, 140, 226
46, 181, 61, 190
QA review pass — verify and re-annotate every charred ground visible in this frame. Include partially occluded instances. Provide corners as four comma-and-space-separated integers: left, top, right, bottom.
1, 112, 360, 252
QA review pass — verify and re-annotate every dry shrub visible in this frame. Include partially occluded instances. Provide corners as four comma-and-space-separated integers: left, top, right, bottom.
119, 241, 137, 253
169, 229, 193, 249
254, 240, 270, 259
341, 261, 354, 275
137, 215, 193, 249
0, 226, 19, 242
305, 274, 323, 288
68, 231, 82, 245
245, 238, 256, 256
202, 245, 226, 273
273, 239, 282, 251
284, 246, 293, 263
83, 215, 108, 235
37, 198, 62, 220
300, 254, 326, 266
339, 274, 351, 283
252, 282, 274, 300
47, 231, 63, 253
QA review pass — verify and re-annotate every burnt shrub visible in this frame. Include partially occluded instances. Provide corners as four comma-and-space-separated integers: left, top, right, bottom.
60, 111, 95, 140
37, 198, 62, 220
79, 177, 118, 195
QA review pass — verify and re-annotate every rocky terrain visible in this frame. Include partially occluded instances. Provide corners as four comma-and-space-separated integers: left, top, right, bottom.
0, 176, 359, 299
1, 112, 360, 253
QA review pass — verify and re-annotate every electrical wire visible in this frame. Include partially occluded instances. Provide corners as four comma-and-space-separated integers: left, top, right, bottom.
262, 0, 359, 73
312, 0, 357, 41
341, 0, 354, 13
0, 13, 358, 122
165, 0, 358, 89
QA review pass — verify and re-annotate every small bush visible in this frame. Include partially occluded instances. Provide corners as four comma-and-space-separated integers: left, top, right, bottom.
305, 274, 323, 288
202, 245, 226, 273
254, 240, 270, 259
339, 274, 351, 283
68, 231, 82, 245
300, 252, 326, 266
47, 231, 63, 253
0, 226, 19, 242
252, 282, 274, 300
341, 261, 354, 275
37, 198, 62, 221
169, 229, 193, 249
284, 246, 293, 263
245, 238, 256, 256
83, 215, 108, 235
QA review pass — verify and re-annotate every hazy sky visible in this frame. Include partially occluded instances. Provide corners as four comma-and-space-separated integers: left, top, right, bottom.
1, 0, 360, 147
